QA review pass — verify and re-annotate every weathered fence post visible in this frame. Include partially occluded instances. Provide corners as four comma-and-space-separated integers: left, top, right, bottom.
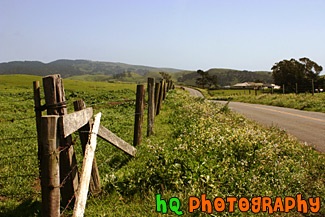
33, 81, 42, 165
154, 82, 161, 116
271, 86, 274, 94
41, 115, 60, 217
162, 79, 167, 100
312, 79, 314, 96
249, 89, 251, 94
156, 80, 164, 115
73, 113, 101, 217
147, 78, 155, 136
73, 100, 101, 195
133, 85, 145, 146
167, 80, 172, 92
43, 74, 78, 207
255, 88, 257, 96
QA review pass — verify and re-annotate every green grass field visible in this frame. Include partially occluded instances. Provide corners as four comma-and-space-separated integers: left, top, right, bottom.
1, 75, 324, 216
206, 89, 325, 113
66, 74, 112, 82
0, 75, 138, 216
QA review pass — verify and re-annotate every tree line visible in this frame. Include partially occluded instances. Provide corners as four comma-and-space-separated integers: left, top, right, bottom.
272, 57, 324, 92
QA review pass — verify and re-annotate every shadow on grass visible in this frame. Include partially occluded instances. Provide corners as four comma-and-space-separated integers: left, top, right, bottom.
0, 198, 41, 217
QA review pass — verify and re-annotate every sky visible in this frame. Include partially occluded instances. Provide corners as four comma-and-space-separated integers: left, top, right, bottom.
1, 0, 325, 73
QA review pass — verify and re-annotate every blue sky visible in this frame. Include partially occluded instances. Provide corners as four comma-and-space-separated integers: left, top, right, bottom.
1, 0, 324, 72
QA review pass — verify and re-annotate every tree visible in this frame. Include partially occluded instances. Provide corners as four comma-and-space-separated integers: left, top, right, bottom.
299, 57, 323, 80
196, 70, 209, 88
207, 75, 218, 89
196, 70, 218, 89
271, 57, 323, 92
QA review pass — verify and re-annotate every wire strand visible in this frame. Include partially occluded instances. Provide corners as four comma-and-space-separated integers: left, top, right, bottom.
0, 136, 36, 141
0, 116, 35, 123
0, 154, 35, 160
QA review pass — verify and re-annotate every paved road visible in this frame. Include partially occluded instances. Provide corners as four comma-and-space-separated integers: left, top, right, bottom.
182, 86, 204, 98
182, 87, 325, 152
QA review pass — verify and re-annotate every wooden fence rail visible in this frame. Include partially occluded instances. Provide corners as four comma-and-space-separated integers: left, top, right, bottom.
74, 100, 101, 195
33, 75, 174, 216
73, 112, 101, 217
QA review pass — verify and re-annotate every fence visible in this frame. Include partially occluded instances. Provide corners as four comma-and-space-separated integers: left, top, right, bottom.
0, 91, 40, 202
0, 74, 175, 216
215, 79, 324, 97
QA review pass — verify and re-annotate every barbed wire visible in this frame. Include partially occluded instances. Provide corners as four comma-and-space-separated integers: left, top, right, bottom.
105, 112, 141, 125
97, 155, 113, 169
76, 113, 140, 132
0, 154, 35, 160
60, 125, 92, 216
87, 98, 135, 106
58, 164, 79, 189
0, 116, 35, 123
0, 98, 34, 103
42, 137, 78, 157
0, 136, 37, 142
0, 174, 36, 179
0, 192, 40, 199
60, 194, 75, 216
0, 94, 140, 209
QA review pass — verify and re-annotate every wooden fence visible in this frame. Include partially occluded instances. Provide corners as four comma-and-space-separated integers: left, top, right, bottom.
33, 75, 174, 216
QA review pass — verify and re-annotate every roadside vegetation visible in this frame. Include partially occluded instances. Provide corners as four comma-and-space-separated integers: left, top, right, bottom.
206, 89, 325, 113
1, 75, 324, 216
193, 57, 325, 113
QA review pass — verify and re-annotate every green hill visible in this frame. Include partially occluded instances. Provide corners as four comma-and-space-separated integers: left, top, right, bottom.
66, 74, 112, 82
111, 71, 143, 82
0, 59, 273, 87
176, 69, 273, 87
0, 59, 182, 78
68, 71, 171, 83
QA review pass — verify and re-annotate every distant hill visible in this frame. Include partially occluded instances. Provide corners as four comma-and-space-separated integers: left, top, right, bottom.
176, 69, 273, 86
66, 71, 164, 83
0, 59, 182, 78
67, 69, 273, 87
0, 59, 273, 86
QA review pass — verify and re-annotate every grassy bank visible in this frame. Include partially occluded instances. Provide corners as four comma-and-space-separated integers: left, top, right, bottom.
1, 75, 324, 216
87, 90, 325, 216
208, 89, 325, 113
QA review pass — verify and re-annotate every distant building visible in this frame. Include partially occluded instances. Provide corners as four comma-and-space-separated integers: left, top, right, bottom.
232, 82, 264, 89
232, 82, 281, 90
263, 84, 281, 89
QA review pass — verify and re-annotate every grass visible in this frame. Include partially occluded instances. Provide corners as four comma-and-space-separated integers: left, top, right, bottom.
208, 89, 268, 97
66, 74, 112, 82
0, 75, 138, 216
91, 90, 324, 216
1, 75, 324, 216
207, 89, 325, 113
0, 74, 137, 92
